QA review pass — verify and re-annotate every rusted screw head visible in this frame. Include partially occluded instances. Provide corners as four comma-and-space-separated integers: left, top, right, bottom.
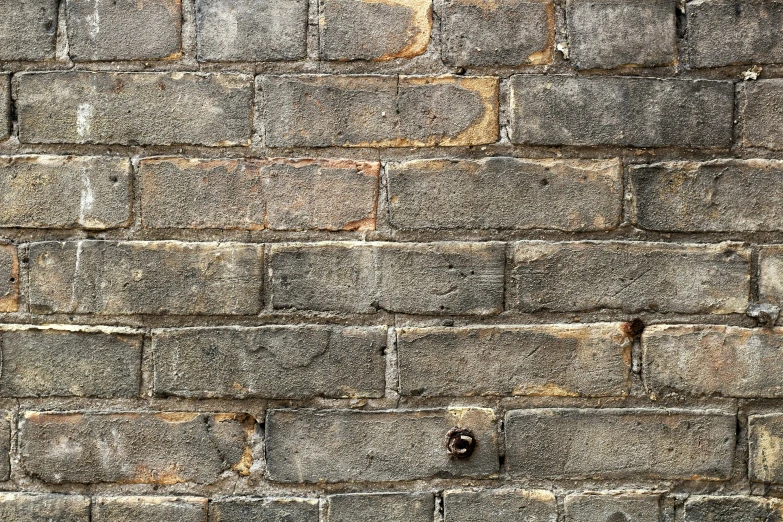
446, 427, 476, 459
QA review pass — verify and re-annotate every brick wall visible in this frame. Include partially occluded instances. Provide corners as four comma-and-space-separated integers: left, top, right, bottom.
0, 0, 781, 520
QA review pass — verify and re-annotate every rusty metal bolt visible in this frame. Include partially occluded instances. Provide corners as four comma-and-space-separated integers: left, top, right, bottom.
446, 427, 476, 459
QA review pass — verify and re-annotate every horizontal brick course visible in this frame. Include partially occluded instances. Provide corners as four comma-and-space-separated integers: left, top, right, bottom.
512, 241, 750, 314
387, 157, 622, 231
397, 323, 631, 397
259, 75, 498, 147
0, 155, 131, 229
28, 241, 264, 315
0, 325, 142, 398
505, 408, 735, 479
270, 241, 505, 314
16, 72, 253, 146
19, 412, 254, 484
265, 408, 498, 482
509, 76, 734, 148
152, 325, 386, 399
140, 157, 378, 231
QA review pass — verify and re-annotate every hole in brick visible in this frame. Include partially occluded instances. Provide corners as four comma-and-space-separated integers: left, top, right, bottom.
540, 178, 549, 186
110, 176, 118, 183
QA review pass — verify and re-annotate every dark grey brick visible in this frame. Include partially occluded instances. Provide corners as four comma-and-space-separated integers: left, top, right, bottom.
265, 408, 498, 482
197, 0, 308, 61
443, 489, 557, 522
209, 498, 319, 522
685, 496, 783, 522
92, 497, 208, 522
0, 244, 17, 313
0, 326, 142, 398
506, 408, 735, 480
0, 0, 58, 61
509, 75, 734, 148
564, 493, 663, 522
16, 72, 253, 146
28, 241, 264, 315
388, 157, 621, 231
327, 493, 435, 522
738, 80, 783, 150
567, 0, 677, 69
153, 326, 386, 399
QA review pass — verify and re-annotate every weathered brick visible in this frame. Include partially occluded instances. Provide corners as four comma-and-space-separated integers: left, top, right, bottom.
259, 75, 498, 147
140, 157, 378, 231
630, 160, 783, 232
197, 0, 308, 61
28, 241, 264, 315
265, 408, 498, 482
92, 497, 208, 522
685, 496, 783, 522
66, 0, 181, 61
738, 80, 783, 150
750, 414, 783, 483
398, 323, 631, 397
270, 242, 505, 314
153, 326, 386, 399
0, 155, 131, 229
643, 325, 783, 398
512, 241, 750, 314
320, 0, 432, 61
19, 411, 254, 484
443, 489, 557, 522
564, 492, 662, 522
758, 246, 783, 308
566, 0, 677, 69
387, 158, 621, 231
0, 244, 17, 313
505, 408, 735, 479
0, 74, 8, 140
0, 325, 142, 398
16, 72, 252, 146
688, 0, 783, 67
327, 493, 435, 522
0, 413, 12, 480
209, 498, 319, 522
0, 493, 89, 522
0, 0, 58, 61
509, 76, 733, 148
442, 0, 553, 66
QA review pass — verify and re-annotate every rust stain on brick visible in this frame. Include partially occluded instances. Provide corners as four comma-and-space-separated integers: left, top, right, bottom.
526, 1, 555, 65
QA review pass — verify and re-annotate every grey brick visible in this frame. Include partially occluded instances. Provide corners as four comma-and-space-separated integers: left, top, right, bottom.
512, 241, 750, 314
16, 72, 252, 146
153, 326, 386, 399
0, 493, 89, 522
0, 0, 58, 61
320, 0, 432, 61
388, 158, 621, 231
265, 408, 498, 482
442, 0, 553, 66
259, 75, 498, 147
566, 0, 677, 69
327, 493, 435, 522
0, 413, 12, 481
92, 497, 208, 522
197, 0, 308, 61
0, 74, 8, 141
505, 408, 735, 480
0, 155, 131, 229
19, 411, 254, 484
630, 160, 783, 232
685, 496, 783, 522
443, 489, 557, 522
140, 157, 378, 231
509, 75, 734, 148
398, 323, 631, 397
66, 0, 181, 61
688, 0, 783, 67
0, 326, 142, 398
738, 80, 783, 150
750, 414, 783, 483
0, 244, 17, 313
270, 242, 505, 315
643, 325, 783, 398
209, 498, 319, 522
564, 493, 662, 522
28, 241, 264, 315
757, 245, 783, 308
